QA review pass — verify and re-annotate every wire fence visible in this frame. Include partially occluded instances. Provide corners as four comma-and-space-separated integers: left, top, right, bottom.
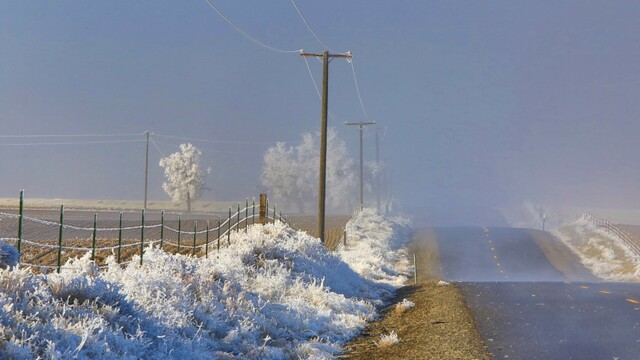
0, 191, 287, 273
580, 213, 640, 256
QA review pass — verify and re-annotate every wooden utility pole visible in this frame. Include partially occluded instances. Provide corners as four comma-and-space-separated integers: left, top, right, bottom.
144, 131, 150, 210
375, 127, 381, 213
345, 121, 376, 209
299, 50, 352, 243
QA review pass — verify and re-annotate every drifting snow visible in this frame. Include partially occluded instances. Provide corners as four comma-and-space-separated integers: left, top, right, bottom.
0, 210, 410, 359
554, 217, 640, 281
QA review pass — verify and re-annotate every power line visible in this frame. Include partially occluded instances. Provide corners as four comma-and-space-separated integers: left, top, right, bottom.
149, 137, 165, 157
0, 140, 145, 146
349, 58, 370, 122
0, 133, 141, 138
202, 0, 301, 54
302, 56, 337, 121
151, 140, 262, 156
289, 0, 332, 51
152, 133, 290, 145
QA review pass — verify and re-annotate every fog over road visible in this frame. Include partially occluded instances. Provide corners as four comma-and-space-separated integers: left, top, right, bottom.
413, 227, 640, 359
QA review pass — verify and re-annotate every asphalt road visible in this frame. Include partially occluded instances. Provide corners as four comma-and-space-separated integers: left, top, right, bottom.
416, 227, 640, 359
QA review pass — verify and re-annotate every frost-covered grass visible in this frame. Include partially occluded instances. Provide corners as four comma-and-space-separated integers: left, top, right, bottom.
0, 209, 410, 359
374, 331, 399, 349
554, 217, 640, 281
394, 298, 415, 315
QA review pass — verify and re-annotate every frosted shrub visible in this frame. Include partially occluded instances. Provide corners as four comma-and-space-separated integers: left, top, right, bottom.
375, 331, 400, 349
394, 298, 415, 315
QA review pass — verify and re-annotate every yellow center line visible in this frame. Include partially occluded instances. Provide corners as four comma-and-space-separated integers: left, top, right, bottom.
626, 298, 640, 304
599, 290, 611, 295
579, 285, 589, 289
496, 262, 501, 267
491, 247, 495, 251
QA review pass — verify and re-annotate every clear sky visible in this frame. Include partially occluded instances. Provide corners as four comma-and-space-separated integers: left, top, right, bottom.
1, 1, 639, 225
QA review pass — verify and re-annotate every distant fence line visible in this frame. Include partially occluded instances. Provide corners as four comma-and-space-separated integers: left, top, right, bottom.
581, 213, 640, 256
0, 191, 287, 273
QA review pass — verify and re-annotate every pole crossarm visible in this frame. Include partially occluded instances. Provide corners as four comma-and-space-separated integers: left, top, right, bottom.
345, 122, 376, 127
299, 51, 352, 59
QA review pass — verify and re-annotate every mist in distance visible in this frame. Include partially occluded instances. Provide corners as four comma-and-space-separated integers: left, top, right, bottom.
1, 1, 639, 227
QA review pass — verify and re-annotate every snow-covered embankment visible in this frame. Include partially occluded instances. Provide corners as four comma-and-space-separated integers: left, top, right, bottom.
0, 208, 410, 359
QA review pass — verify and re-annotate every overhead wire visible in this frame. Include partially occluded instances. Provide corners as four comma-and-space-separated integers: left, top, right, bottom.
0, 133, 141, 138
202, 0, 301, 54
302, 56, 336, 121
289, 0, 331, 51
153, 133, 290, 145
0, 140, 145, 146
289, 0, 371, 122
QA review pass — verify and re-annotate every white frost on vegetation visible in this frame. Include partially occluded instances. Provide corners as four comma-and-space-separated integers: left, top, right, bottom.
0, 240, 19, 269
337, 208, 412, 290
554, 217, 640, 281
0, 210, 409, 359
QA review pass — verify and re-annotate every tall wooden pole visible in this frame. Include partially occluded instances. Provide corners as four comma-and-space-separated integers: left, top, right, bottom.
346, 121, 375, 209
299, 50, 352, 243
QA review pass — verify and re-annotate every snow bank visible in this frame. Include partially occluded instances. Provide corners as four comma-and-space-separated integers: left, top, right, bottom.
0, 210, 410, 359
554, 217, 640, 281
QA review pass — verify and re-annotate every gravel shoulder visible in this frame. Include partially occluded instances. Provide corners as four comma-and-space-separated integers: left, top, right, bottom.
341, 228, 490, 359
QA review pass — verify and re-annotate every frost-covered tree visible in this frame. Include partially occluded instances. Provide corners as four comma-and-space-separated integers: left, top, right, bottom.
159, 143, 210, 212
261, 128, 356, 214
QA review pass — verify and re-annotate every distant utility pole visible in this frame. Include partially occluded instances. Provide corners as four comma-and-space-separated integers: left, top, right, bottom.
345, 121, 376, 209
144, 131, 150, 210
375, 127, 381, 213
299, 50, 352, 244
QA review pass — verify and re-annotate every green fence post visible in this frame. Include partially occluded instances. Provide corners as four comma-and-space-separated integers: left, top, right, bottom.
17, 190, 24, 254
252, 201, 256, 225
91, 213, 97, 261
266, 199, 269, 223
245, 199, 249, 233
217, 217, 221, 252
177, 214, 182, 254
205, 221, 209, 258
192, 221, 197, 256
160, 210, 164, 250
57, 204, 64, 274
117, 212, 123, 264
140, 209, 145, 266
227, 207, 231, 245
237, 204, 240, 233
273, 205, 276, 223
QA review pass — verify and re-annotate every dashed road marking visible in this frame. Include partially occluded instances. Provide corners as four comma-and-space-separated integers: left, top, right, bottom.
626, 299, 640, 304
579, 285, 590, 289
599, 290, 611, 295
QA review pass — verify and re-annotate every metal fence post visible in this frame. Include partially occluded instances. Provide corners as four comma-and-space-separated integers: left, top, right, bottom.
57, 204, 64, 273
91, 213, 97, 261
205, 221, 210, 258
17, 190, 24, 254
192, 221, 197, 256
245, 199, 249, 233
217, 216, 221, 251
252, 201, 256, 225
237, 204, 240, 233
160, 210, 165, 249
227, 207, 231, 245
140, 209, 145, 266
117, 212, 123, 264
177, 214, 182, 254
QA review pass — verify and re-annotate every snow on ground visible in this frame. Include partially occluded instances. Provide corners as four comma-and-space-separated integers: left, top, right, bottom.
0, 209, 410, 359
554, 217, 640, 282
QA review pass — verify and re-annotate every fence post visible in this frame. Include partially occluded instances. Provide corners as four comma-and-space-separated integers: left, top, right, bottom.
259, 194, 267, 224
245, 199, 249, 233
205, 221, 209, 258
57, 204, 64, 274
192, 221, 197, 256
343, 230, 347, 248
140, 209, 145, 266
227, 207, 231, 245
273, 205, 276, 224
117, 212, 123, 264
252, 201, 256, 225
177, 214, 182, 254
17, 190, 24, 254
217, 216, 221, 251
160, 210, 164, 249
237, 204, 240, 233
91, 213, 97, 261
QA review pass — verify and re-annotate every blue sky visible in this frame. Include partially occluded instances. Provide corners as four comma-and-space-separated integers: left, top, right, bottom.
1, 1, 639, 225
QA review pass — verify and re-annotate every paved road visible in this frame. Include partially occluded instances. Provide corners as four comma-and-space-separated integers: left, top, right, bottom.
415, 227, 640, 359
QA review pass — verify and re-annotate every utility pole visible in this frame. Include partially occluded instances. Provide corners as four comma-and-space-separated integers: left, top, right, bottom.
144, 131, 150, 210
299, 50, 352, 244
375, 127, 381, 213
346, 121, 375, 209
